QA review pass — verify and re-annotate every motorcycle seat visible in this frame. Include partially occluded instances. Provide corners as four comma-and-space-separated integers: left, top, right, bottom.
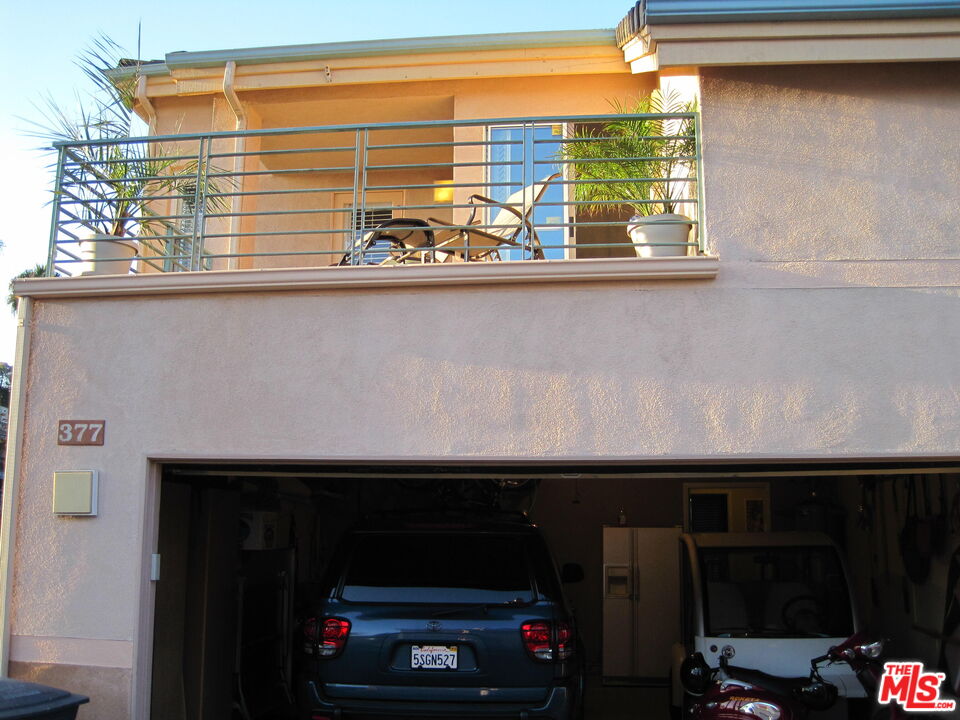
724, 665, 811, 697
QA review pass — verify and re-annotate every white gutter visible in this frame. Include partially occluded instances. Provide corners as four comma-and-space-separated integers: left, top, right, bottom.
107, 29, 618, 81
164, 29, 616, 69
222, 61, 247, 271
0, 297, 33, 674
135, 75, 158, 135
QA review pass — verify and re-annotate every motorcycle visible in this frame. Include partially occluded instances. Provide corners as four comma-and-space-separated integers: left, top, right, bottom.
811, 634, 905, 720
679, 634, 897, 719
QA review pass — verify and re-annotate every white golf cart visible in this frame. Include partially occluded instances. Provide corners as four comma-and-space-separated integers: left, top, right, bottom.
671, 532, 864, 715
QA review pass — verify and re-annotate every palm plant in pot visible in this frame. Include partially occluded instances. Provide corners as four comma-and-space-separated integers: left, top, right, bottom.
35, 37, 223, 275
558, 89, 698, 257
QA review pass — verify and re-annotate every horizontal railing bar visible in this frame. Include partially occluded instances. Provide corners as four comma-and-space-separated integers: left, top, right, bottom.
364, 180, 548, 192
366, 139, 521, 151
225, 197, 701, 217
56, 247, 82, 262
211, 186, 356, 199
201, 249, 345, 259
56, 225, 82, 243
64, 173, 204, 187
61, 152, 204, 167
205, 207, 356, 219
208, 145, 358, 160
386, 241, 696, 252
51, 112, 699, 148
535, 134, 695, 143
364, 160, 522, 171
551, 156, 697, 164
512, 198, 699, 207
202, 228, 353, 239
205, 166, 355, 179
552, 177, 697, 186
58, 193, 198, 206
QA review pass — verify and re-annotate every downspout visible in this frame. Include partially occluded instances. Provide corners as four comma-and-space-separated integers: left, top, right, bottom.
223, 61, 247, 270
135, 75, 158, 135
0, 296, 34, 674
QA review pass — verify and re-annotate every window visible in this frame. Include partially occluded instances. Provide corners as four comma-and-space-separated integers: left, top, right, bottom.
341, 533, 535, 604
335, 191, 403, 265
488, 125, 568, 260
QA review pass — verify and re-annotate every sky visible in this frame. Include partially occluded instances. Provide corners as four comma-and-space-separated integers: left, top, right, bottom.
0, 0, 633, 365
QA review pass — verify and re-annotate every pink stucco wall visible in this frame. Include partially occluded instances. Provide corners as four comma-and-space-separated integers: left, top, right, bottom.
7, 61, 960, 718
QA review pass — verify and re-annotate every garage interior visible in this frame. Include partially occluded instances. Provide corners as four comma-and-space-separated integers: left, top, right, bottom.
149, 462, 960, 720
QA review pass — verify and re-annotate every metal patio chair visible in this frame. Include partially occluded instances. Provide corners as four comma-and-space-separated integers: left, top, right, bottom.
338, 218, 436, 266
427, 172, 562, 261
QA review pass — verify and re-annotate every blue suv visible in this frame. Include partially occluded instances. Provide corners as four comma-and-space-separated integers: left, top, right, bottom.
298, 513, 583, 719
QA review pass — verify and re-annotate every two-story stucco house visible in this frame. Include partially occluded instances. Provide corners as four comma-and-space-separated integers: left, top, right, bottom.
3, 1, 960, 718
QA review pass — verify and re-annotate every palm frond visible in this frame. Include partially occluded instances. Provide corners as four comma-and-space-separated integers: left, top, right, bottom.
557, 89, 698, 216
28, 34, 234, 239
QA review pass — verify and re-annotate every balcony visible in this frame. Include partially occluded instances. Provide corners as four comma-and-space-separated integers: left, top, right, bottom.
45, 113, 708, 281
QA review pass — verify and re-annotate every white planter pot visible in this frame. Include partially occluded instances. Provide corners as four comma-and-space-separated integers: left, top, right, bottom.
627, 213, 692, 258
78, 234, 138, 276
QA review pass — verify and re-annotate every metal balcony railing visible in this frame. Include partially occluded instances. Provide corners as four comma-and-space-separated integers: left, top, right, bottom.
45, 113, 704, 276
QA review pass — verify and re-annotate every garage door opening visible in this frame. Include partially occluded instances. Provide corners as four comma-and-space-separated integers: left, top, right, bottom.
148, 462, 960, 720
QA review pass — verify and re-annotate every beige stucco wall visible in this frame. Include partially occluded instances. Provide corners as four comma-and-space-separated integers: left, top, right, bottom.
9, 274, 960, 713
700, 62, 960, 261
7, 62, 960, 718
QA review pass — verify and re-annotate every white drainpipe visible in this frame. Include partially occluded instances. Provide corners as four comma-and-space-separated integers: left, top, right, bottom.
223, 61, 247, 270
135, 75, 158, 135
0, 296, 34, 674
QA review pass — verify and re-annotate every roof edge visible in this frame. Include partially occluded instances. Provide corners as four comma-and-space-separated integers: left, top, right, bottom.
617, 1, 960, 46
159, 29, 616, 71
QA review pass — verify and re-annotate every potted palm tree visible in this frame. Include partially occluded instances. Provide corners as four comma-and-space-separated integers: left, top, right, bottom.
35, 37, 223, 275
558, 89, 698, 257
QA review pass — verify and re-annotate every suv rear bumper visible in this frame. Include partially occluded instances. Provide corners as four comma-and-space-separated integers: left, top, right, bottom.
300, 679, 577, 719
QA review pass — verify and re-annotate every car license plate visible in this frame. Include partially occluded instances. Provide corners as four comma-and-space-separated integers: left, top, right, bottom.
411, 645, 458, 670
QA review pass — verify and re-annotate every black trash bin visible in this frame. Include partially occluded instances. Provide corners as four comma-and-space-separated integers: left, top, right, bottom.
0, 678, 88, 719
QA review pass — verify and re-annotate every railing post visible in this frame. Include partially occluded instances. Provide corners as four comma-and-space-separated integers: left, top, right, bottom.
349, 128, 363, 265
190, 137, 210, 271
45, 146, 67, 277
694, 112, 706, 255
523, 121, 531, 260
358, 128, 369, 265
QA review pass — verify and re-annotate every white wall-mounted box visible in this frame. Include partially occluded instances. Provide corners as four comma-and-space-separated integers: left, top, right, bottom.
53, 470, 99, 516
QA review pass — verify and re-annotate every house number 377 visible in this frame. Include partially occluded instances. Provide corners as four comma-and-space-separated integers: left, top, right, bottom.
58, 420, 105, 446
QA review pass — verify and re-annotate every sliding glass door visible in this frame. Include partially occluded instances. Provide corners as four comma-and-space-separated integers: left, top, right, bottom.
488, 124, 568, 260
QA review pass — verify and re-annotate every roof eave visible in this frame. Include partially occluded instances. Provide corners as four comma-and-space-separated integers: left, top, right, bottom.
162, 29, 615, 70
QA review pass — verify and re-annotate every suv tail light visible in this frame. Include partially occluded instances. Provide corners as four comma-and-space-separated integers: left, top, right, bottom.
557, 621, 573, 660
521, 621, 574, 662
303, 617, 350, 658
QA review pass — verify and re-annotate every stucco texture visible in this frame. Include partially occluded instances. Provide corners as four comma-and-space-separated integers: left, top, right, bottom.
8, 661, 130, 720
700, 62, 960, 261
11, 275, 960, 637
8, 61, 960, 718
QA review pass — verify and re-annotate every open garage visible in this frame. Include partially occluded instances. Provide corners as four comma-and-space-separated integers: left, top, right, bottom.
147, 461, 960, 719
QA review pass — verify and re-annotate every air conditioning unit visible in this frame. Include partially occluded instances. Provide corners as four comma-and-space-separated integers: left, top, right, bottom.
240, 511, 279, 550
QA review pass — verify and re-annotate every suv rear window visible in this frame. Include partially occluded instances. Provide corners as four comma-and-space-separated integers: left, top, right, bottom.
340, 532, 534, 604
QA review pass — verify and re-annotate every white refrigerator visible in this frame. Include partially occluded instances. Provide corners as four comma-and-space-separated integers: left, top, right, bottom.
602, 526, 681, 683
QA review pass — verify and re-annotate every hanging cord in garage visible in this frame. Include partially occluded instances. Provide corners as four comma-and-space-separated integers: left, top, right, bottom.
899, 476, 931, 585
951, 476, 960, 535
857, 478, 875, 531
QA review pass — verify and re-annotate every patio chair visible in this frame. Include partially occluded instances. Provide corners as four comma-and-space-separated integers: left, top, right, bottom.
427, 172, 562, 261
337, 218, 436, 266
